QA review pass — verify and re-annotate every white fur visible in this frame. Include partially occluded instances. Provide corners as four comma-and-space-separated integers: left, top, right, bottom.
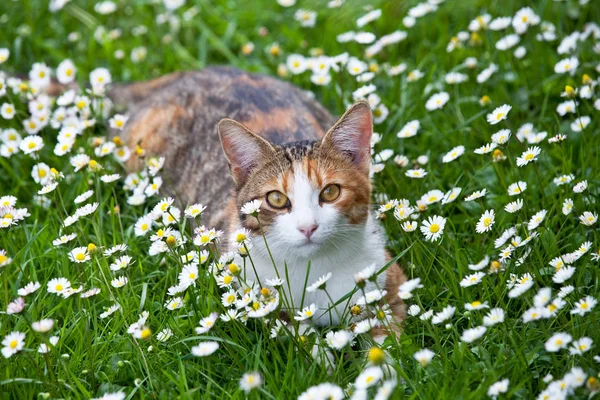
234, 169, 388, 325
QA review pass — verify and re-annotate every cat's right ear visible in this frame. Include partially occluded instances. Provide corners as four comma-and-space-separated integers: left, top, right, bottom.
218, 119, 276, 187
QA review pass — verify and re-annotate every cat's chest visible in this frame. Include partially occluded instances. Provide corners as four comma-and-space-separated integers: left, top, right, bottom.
243, 242, 388, 325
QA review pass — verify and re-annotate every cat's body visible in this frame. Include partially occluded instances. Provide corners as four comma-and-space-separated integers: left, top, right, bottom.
108, 67, 334, 231
106, 67, 406, 334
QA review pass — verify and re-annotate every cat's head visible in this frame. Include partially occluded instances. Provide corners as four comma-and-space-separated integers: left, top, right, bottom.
218, 101, 373, 257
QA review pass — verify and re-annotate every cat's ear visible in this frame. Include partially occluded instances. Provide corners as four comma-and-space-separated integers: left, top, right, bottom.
218, 119, 276, 187
321, 101, 373, 173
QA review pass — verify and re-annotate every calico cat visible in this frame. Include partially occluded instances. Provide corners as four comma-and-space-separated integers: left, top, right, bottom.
110, 67, 406, 334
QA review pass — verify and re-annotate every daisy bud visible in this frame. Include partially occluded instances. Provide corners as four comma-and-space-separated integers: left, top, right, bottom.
39, 393, 50, 399
587, 377, 600, 392
87, 243, 98, 254
368, 347, 386, 365
112, 205, 120, 214
140, 327, 151, 340
490, 260, 502, 273
299, 335, 307, 346
470, 32, 482, 46
445, 324, 452, 330
492, 149, 506, 162
277, 64, 289, 78
117, 361, 125, 368
582, 74, 592, 85
166, 235, 177, 247
368, 61, 379, 73
88, 160, 102, 172
228, 263, 240, 276
350, 305, 362, 316
376, 309, 387, 320
241, 42, 254, 55
92, 137, 103, 147
135, 145, 145, 157
479, 95, 491, 106
564, 85, 576, 98
50, 168, 60, 180
260, 288, 271, 297
112, 136, 123, 146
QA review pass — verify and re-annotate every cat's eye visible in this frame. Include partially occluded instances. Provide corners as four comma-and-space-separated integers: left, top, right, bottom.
266, 191, 290, 209
320, 184, 341, 203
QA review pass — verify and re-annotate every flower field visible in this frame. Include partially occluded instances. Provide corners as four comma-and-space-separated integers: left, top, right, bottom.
0, 0, 599, 398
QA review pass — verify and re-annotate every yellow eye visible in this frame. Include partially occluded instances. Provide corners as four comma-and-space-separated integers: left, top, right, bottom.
266, 191, 289, 209
320, 184, 341, 203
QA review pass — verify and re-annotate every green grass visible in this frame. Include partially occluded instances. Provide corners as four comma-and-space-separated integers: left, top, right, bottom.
1, 0, 599, 398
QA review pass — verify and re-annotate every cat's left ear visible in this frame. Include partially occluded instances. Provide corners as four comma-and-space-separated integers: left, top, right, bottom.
218, 119, 276, 187
321, 101, 373, 173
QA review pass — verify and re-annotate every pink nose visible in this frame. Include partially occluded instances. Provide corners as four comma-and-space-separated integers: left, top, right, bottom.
298, 224, 318, 239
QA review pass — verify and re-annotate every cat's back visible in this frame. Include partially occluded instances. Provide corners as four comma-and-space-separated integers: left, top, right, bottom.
114, 67, 335, 228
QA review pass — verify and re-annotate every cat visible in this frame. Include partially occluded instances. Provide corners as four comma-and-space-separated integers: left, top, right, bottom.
108, 67, 406, 335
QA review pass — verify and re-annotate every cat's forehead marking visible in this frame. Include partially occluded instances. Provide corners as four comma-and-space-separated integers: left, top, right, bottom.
281, 140, 318, 161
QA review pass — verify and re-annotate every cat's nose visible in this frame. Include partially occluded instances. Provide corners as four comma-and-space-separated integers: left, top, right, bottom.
298, 224, 318, 239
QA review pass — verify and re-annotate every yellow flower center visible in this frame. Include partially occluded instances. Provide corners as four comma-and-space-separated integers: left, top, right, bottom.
141, 223, 148, 231
429, 224, 440, 233
305, 310, 313, 317
28, 142, 36, 149
223, 275, 233, 284
141, 328, 151, 339
9, 340, 18, 349
496, 113, 504, 120
0, 255, 7, 264
75, 253, 85, 261
525, 153, 534, 161
483, 217, 492, 227
471, 301, 481, 307
55, 284, 64, 291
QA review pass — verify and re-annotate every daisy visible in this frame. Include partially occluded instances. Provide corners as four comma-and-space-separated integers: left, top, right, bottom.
185, 203, 206, 218
306, 272, 332, 292
413, 349, 435, 366
483, 308, 505, 326
69, 247, 90, 263
545, 332, 572, 352
56, 59, 76, 84
486, 104, 511, 125
569, 337, 593, 355
460, 272, 485, 287
241, 200, 261, 215
442, 146, 465, 163
99, 303, 120, 319
576, 210, 596, 227
468, 256, 489, 271
420, 215, 446, 241
465, 301, 489, 311
47, 277, 71, 295
20, 135, 44, 155
425, 92, 450, 111
442, 187, 462, 204
76, 202, 99, 217
573, 180, 588, 193
31, 319, 54, 333
474, 142, 497, 154
325, 330, 352, 350
516, 146, 541, 167
562, 199, 574, 215
298, 384, 344, 400
504, 199, 523, 213
475, 209, 495, 233
401, 220, 418, 232
570, 116, 591, 132
405, 168, 427, 178
397, 120, 420, 138
464, 189, 486, 201
570, 296, 597, 316
460, 326, 487, 343
487, 379, 509, 398
527, 210, 547, 230
2, 331, 25, 358
295, 304, 317, 321
191, 341, 219, 357
195, 313, 219, 334
109, 114, 128, 130
101, 174, 120, 183
18, 281, 41, 296
507, 181, 527, 196
554, 57, 579, 75
355, 366, 383, 390
431, 305, 456, 324
157, 328, 174, 342
240, 372, 262, 394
